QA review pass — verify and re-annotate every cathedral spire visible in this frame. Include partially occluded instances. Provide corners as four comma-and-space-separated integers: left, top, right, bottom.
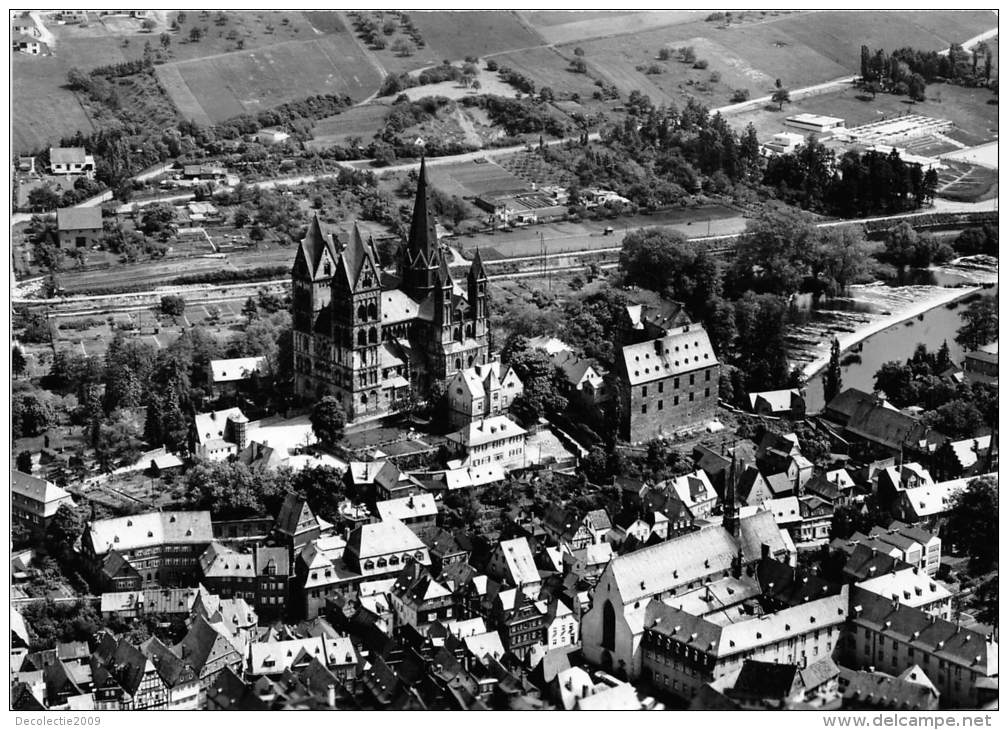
407, 155, 439, 261
469, 247, 488, 282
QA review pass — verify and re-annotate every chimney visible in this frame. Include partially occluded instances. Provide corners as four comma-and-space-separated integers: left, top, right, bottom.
327, 684, 336, 707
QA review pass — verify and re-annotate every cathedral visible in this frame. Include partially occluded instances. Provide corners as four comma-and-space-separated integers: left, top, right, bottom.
291, 157, 490, 421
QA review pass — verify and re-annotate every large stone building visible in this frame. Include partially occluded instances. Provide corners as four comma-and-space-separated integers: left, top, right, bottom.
617, 322, 720, 443
291, 158, 490, 420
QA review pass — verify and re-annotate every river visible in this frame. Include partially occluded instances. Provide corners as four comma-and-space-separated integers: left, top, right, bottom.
786, 256, 999, 413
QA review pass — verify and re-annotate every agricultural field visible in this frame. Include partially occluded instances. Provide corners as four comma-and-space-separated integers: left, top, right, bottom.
521, 10, 707, 45
157, 34, 384, 123
729, 83, 998, 146
408, 11, 543, 60
309, 104, 392, 149
559, 10, 996, 110
491, 46, 604, 101
341, 10, 441, 75
496, 150, 576, 189
424, 160, 530, 199
11, 58, 95, 153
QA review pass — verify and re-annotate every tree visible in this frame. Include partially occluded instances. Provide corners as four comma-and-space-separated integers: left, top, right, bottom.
160, 32, 171, 49
46, 503, 86, 557
310, 396, 346, 447
972, 575, 998, 625
189, 26, 202, 42
160, 295, 186, 317
570, 58, 587, 73
772, 88, 791, 110
729, 207, 817, 297
925, 399, 985, 439
507, 347, 568, 424
946, 476, 998, 573
28, 185, 61, 212
809, 225, 872, 295
391, 38, 413, 57
733, 292, 790, 391
16, 450, 33, 473
824, 338, 843, 404
12, 392, 55, 439
955, 295, 998, 352
12, 345, 27, 379
907, 72, 927, 102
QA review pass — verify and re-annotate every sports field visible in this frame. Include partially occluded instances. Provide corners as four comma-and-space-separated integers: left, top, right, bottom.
157, 35, 384, 123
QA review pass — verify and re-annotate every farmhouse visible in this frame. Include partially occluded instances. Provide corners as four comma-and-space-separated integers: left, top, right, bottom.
56, 207, 103, 249
49, 147, 96, 178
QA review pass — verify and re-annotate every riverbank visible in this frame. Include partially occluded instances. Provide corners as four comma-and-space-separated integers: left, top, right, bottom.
800, 284, 983, 381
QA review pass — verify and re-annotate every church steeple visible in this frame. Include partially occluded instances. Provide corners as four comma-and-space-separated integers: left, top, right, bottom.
402, 156, 440, 298
724, 454, 740, 538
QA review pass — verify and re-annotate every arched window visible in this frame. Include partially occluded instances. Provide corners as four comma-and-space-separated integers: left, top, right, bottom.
466, 323, 473, 337
454, 358, 462, 370
602, 599, 616, 651
357, 305, 367, 320
368, 302, 377, 319
453, 327, 461, 340
467, 356, 474, 367
360, 393, 368, 405
368, 327, 377, 344
357, 330, 367, 346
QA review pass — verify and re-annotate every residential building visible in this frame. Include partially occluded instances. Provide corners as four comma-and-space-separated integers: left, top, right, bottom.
375, 492, 439, 541
487, 537, 541, 595
82, 511, 213, 589
869, 521, 942, 576
388, 565, 457, 633
891, 474, 996, 527
488, 588, 547, 662
846, 591, 998, 708
748, 389, 806, 418
138, 637, 200, 710
297, 520, 430, 618
190, 407, 249, 461
49, 147, 95, 177
174, 615, 245, 706
246, 635, 357, 681
837, 666, 940, 710
617, 323, 719, 443
544, 598, 579, 651
853, 570, 952, 620
693, 657, 841, 710
56, 207, 102, 248
542, 506, 611, 550
446, 360, 523, 427
662, 469, 718, 520
12, 33, 45, 54
11, 469, 74, 535
551, 350, 607, 405
797, 495, 834, 546
445, 415, 527, 469
207, 356, 266, 397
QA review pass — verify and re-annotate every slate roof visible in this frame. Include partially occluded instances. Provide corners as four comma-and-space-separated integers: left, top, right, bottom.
732, 659, 800, 698
838, 667, 939, 710
11, 469, 71, 506
447, 415, 527, 448
199, 542, 255, 579
852, 591, 997, 674
192, 407, 246, 446
88, 511, 212, 554
607, 511, 792, 604
375, 492, 438, 523
621, 323, 717, 386
346, 519, 426, 561
495, 537, 539, 586
50, 147, 88, 165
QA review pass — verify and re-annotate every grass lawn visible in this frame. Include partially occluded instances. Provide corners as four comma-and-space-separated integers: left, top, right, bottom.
425, 159, 529, 199
12, 55, 95, 153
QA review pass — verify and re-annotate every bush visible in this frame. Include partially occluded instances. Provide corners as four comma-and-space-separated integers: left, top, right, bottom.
731, 88, 750, 103
160, 295, 186, 316
693, 59, 709, 70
